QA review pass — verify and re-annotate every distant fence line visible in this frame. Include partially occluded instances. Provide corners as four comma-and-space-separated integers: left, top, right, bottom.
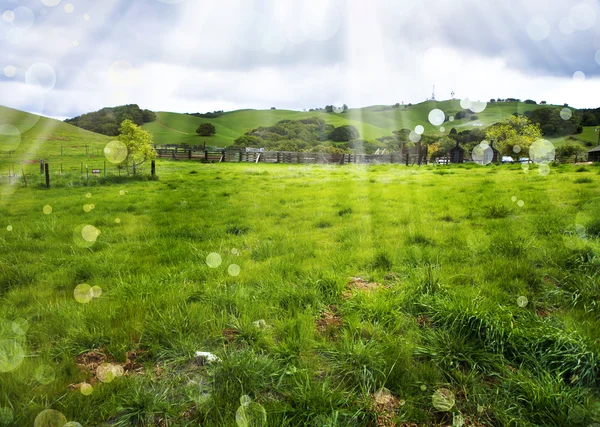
154, 146, 587, 166
155, 146, 427, 165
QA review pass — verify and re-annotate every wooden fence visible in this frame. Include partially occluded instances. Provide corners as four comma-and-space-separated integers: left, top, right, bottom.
155, 146, 425, 165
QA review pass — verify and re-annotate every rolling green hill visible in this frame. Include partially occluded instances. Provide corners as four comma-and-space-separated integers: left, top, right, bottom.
143, 100, 594, 148
0, 105, 110, 165
0, 101, 597, 166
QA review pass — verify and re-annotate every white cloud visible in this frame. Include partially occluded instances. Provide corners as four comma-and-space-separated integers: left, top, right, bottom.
1, 0, 599, 119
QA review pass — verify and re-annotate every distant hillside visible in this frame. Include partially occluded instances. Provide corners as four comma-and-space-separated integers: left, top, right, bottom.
142, 100, 597, 149
0, 105, 110, 162
65, 104, 155, 136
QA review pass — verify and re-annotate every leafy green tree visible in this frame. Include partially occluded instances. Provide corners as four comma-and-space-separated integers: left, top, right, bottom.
330, 125, 360, 142
117, 119, 156, 174
486, 115, 542, 160
429, 136, 456, 159
234, 135, 261, 147
65, 104, 155, 136
525, 107, 581, 136
196, 123, 216, 136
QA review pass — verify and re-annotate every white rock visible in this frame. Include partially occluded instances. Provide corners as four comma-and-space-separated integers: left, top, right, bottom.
195, 351, 220, 363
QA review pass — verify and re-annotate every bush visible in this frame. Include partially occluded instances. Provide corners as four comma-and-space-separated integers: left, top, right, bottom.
196, 123, 216, 136
330, 125, 360, 142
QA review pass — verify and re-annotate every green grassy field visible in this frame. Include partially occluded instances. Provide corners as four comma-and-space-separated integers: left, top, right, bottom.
0, 106, 110, 159
143, 101, 580, 148
1, 160, 599, 426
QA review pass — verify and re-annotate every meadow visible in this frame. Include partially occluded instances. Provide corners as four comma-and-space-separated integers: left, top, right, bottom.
0, 160, 599, 426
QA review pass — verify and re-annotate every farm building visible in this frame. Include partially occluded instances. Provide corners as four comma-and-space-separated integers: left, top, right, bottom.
588, 145, 600, 162
490, 141, 501, 163
449, 142, 464, 164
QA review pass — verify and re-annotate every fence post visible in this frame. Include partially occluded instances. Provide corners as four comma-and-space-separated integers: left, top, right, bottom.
188, 150, 192, 160
204, 150, 208, 162
277, 152, 281, 163
86, 165, 89, 180
239, 149, 243, 162
45, 163, 50, 188
40, 159, 44, 174
221, 150, 225, 162
151, 160, 156, 177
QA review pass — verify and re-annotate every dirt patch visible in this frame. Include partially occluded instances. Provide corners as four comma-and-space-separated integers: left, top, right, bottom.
74, 348, 145, 383
372, 388, 402, 427
415, 315, 433, 329
342, 277, 386, 299
536, 307, 552, 318
542, 275, 559, 287
316, 305, 343, 333
222, 328, 240, 343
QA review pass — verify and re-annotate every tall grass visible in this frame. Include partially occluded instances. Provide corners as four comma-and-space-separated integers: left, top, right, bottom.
0, 161, 598, 425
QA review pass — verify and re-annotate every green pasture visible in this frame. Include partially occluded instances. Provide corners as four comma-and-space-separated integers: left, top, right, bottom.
0, 160, 599, 426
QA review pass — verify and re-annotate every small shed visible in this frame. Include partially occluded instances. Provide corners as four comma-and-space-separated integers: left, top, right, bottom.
589, 145, 600, 162
490, 140, 501, 163
449, 142, 464, 164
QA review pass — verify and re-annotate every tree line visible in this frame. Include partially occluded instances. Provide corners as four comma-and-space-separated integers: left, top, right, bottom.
65, 104, 156, 137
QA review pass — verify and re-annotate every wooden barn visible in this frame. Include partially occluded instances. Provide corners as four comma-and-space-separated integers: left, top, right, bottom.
449, 142, 464, 164
489, 141, 501, 163
589, 145, 600, 162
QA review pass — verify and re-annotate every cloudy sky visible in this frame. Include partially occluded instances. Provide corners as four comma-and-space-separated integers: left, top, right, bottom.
1, 0, 600, 119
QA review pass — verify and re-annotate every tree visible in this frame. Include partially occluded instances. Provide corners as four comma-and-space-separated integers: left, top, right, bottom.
485, 115, 542, 161
196, 123, 216, 136
65, 104, 156, 136
525, 107, 582, 136
429, 136, 456, 159
117, 119, 156, 174
330, 125, 360, 142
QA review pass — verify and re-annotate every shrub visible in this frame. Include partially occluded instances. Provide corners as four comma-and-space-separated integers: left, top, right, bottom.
330, 125, 360, 142
196, 123, 216, 136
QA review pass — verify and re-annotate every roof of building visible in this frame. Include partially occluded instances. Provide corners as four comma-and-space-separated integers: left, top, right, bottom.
589, 145, 600, 153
